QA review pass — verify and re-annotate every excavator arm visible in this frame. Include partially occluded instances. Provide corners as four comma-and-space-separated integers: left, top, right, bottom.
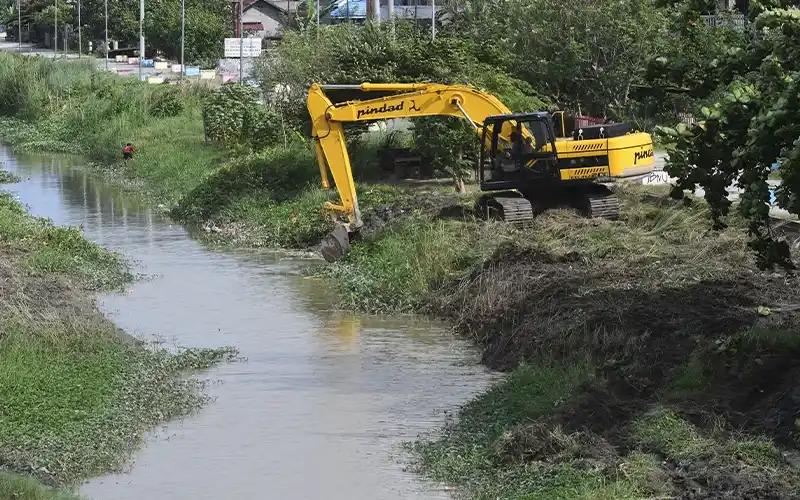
307, 82, 526, 230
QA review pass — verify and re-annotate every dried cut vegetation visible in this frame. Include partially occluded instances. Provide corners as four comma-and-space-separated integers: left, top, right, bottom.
408, 186, 800, 498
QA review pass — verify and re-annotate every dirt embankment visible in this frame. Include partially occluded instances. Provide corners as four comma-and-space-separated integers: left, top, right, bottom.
420, 190, 800, 497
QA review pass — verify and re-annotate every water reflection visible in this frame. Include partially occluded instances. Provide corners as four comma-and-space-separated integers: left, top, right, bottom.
1, 144, 494, 500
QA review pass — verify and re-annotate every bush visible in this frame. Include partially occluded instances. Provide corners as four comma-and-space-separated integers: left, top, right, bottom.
148, 87, 185, 118
203, 84, 280, 150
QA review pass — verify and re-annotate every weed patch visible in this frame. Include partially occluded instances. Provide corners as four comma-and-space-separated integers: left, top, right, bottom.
0, 169, 20, 184
0, 472, 78, 500
412, 186, 800, 498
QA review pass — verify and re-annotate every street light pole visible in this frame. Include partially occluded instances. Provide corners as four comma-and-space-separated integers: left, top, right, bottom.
431, 0, 435, 39
316, 0, 320, 27
238, 0, 243, 82
17, 0, 21, 52
180, 0, 185, 79
77, 0, 81, 58
139, 0, 144, 81
104, 0, 108, 70
54, 0, 58, 58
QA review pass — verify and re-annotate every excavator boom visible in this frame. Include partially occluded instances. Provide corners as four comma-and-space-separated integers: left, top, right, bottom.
308, 82, 529, 230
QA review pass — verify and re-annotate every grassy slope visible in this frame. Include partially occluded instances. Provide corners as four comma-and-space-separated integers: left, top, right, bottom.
0, 193, 234, 496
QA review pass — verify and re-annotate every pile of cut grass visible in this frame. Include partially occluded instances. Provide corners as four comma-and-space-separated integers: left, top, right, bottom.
407, 185, 800, 498
414, 373, 800, 499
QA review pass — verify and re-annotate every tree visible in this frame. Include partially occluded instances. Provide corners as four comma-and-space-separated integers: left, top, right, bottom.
661, 5, 800, 268
442, 0, 668, 117
18, 0, 229, 64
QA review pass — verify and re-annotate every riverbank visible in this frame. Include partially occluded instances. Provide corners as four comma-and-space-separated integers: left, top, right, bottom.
0, 191, 235, 496
405, 189, 800, 497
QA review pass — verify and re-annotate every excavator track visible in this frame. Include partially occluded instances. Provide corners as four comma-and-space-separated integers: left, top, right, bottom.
477, 194, 535, 223
584, 192, 620, 220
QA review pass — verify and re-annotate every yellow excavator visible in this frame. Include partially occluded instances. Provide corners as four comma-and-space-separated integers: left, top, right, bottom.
307, 82, 655, 261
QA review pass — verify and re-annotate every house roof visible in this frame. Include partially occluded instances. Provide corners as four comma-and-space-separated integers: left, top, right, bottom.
241, 0, 300, 14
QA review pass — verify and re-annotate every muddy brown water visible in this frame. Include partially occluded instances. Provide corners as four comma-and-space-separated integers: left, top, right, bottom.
0, 145, 495, 499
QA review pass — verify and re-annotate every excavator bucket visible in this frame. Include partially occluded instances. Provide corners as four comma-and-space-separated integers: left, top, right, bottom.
320, 224, 351, 263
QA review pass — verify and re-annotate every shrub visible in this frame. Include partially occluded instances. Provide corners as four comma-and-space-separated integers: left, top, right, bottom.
203, 84, 280, 150
148, 87, 185, 118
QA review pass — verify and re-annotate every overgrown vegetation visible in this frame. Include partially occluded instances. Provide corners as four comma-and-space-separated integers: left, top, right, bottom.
0, 169, 20, 183
0, 192, 236, 492
0, 53, 224, 205
407, 186, 800, 498
662, 2, 800, 267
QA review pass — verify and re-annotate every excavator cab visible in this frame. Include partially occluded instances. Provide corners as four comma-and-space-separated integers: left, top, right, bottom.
479, 113, 559, 190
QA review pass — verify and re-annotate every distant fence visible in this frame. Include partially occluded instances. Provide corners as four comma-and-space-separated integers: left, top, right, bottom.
701, 13, 747, 31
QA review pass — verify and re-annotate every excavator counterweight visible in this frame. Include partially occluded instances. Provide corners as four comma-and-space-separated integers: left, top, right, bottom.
307, 82, 655, 261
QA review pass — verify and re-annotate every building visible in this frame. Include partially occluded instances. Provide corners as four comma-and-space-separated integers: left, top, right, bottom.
231, 0, 437, 40
377, 0, 436, 22
233, 0, 300, 40
329, 0, 436, 22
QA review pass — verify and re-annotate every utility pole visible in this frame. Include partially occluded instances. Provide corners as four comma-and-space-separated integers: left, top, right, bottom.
238, 0, 243, 82
431, 0, 435, 39
54, 0, 58, 58
316, 0, 320, 27
180, 0, 185, 79
387, 0, 394, 35
17, 0, 21, 52
104, 0, 108, 70
370, 0, 379, 23
77, 0, 81, 58
139, 0, 144, 81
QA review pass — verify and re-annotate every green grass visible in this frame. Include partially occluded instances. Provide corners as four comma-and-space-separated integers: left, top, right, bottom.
739, 327, 800, 350
0, 53, 223, 207
0, 472, 79, 500
667, 355, 710, 394
631, 407, 715, 461
411, 363, 613, 499
0, 193, 130, 290
0, 316, 236, 485
323, 217, 488, 312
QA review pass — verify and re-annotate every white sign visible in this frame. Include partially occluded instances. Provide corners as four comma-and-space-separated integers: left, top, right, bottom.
224, 38, 262, 58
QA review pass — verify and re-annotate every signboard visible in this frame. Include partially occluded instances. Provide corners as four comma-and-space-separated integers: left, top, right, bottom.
185, 66, 201, 77
224, 38, 262, 58
329, 0, 367, 18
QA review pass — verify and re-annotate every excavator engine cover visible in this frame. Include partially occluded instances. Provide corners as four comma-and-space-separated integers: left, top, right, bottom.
573, 123, 631, 140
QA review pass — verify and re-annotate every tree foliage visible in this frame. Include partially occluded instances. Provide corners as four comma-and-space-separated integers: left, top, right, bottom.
442, 0, 668, 117
19, 0, 229, 65
662, 5, 800, 268
203, 84, 280, 151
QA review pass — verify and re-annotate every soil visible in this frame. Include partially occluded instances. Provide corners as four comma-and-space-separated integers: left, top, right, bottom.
359, 189, 466, 236
427, 219, 800, 498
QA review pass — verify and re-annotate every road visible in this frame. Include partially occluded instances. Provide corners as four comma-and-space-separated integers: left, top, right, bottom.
0, 40, 171, 80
